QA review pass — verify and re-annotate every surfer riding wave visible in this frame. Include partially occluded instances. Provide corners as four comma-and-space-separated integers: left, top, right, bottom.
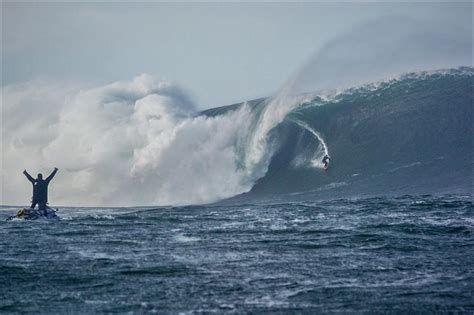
322, 154, 330, 170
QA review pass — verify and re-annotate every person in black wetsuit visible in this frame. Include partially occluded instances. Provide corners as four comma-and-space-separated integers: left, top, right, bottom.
322, 154, 330, 168
23, 168, 58, 214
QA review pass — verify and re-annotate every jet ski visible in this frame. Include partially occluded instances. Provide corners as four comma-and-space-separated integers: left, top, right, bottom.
6, 206, 60, 221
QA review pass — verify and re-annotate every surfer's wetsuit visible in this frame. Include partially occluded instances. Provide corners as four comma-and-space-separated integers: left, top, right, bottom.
322, 155, 330, 167
23, 168, 58, 211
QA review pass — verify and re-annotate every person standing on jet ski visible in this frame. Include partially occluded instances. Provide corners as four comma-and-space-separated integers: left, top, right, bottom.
322, 154, 330, 168
23, 168, 58, 214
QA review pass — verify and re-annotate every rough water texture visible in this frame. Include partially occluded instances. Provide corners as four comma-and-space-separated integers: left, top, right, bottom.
1, 195, 473, 313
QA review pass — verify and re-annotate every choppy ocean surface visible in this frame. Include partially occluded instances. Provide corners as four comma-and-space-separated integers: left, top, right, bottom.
1, 195, 473, 313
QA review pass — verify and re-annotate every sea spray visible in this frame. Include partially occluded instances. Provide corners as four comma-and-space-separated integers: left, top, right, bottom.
3, 76, 251, 206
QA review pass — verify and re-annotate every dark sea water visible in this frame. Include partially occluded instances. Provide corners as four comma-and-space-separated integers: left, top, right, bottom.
1, 195, 473, 313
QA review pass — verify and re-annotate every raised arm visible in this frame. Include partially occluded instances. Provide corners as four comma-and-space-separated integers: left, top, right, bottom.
23, 169, 35, 183
46, 168, 58, 183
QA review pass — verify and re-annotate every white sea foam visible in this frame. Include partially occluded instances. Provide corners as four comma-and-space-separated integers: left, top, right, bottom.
174, 234, 200, 243
3, 76, 266, 206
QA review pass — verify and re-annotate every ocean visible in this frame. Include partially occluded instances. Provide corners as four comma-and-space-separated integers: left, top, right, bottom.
1, 195, 472, 313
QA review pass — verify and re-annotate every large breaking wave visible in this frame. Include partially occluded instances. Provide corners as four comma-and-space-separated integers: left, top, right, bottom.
2, 16, 472, 206
3, 68, 472, 206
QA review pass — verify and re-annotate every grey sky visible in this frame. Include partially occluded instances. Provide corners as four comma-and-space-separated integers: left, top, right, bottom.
2, 2, 472, 108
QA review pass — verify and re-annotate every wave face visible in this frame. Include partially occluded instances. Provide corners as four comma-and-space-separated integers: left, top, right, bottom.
218, 67, 473, 203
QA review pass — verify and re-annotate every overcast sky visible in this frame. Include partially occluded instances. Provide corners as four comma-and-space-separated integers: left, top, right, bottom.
2, 1, 472, 108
